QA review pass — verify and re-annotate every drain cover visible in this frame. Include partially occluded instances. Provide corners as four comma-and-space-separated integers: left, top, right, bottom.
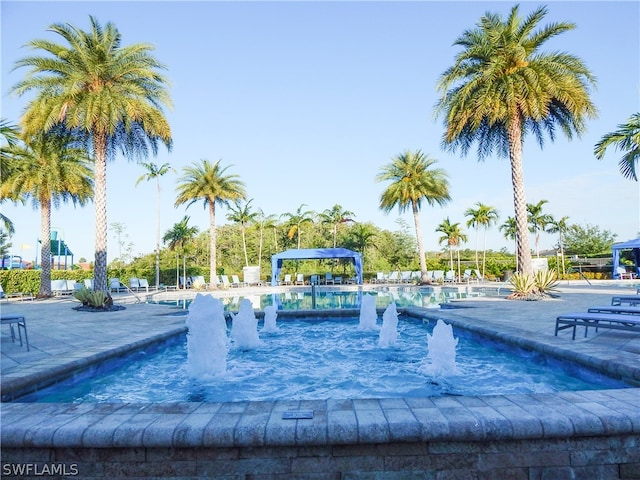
282, 410, 314, 419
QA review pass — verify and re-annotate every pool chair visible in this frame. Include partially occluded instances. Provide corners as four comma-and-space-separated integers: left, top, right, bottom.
220, 275, 232, 289
443, 270, 456, 283
83, 278, 94, 290
616, 266, 637, 279
295, 273, 305, 285
109, 278, 126, 293
611, 295, 640, 306
138, 278, 152, 292
388, 271, 400, 284
1, 314, 29, 351
432, 270, 445, 284
474, 269, 486, 283
373, 272, 387, 284
555, 311, 640, 340
231, 275, 246, 287
281, 274, 293, 286
324, 273, 335, 285
51, 279, 74, 296
309, 275, 320, 285
129, 278, 141, 291
191, 276, 208, 290
401, 271, 412, 283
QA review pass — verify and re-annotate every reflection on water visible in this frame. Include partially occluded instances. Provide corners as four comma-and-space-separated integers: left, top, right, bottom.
160, 286, 490, 312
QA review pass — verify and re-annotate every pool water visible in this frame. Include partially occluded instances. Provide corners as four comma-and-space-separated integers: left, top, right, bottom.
18, 317, 628, 403
158, 287, 489, 312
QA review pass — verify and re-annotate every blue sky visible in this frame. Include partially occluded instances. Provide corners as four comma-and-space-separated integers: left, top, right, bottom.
1, 1, 638, 263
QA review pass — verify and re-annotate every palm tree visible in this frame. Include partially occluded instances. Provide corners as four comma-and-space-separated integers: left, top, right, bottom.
0, 119, 22, 234
527, 200, 553, 257
135, 162, 176, 289
464, 202, 499, 276
436, 217, 468, 280
162, 216, 198, 289
547, 215, 570, 277
319, 204, 355, 248
0, 130, 93, 296
281, 204, 315, 249
12, 16, 173, 291
435, 5, 597, 276
376, 150, 450, 284
594, 113, 640, 181
254, 210, 277, 268
345, 223, 377, 270
227, 199, 258, 267
500, 216, 518, 271
175, 159, 246, 285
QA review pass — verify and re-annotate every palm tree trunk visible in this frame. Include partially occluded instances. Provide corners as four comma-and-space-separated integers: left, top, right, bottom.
242, 226, 249, 267
507, 116, 533, 276
474, 227, 480, 270
482, 227, 488, 277
93, 131, 108, 292
411, 202, 429, 283
258, 225, 264, 268
38, 197, 52, 297
209, 202, 217, 287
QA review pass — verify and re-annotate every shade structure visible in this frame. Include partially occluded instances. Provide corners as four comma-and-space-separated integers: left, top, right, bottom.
271, 248, 363, 286
612, 238, 640, 278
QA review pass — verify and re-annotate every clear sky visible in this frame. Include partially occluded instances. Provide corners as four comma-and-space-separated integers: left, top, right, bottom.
1, 0, 638, 264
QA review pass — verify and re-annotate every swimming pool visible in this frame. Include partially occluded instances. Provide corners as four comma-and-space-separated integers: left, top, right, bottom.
154, 285, 495, 311
17, 314, 629, 403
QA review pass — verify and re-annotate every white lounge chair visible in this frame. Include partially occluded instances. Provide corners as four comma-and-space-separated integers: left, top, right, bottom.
388, 271, 400, 283
281, 274, 293, 286
432, 270, 444, 284
138, 278, 151, 292
444, 270, 456, 283
324, 273, 335, 285
129, 278, 141, 291
52, 279, 74, 295
220, 275, 232, 289
295, 273, 305, 285
616, 266, 637, 279
231, 275, 246, 287
110, 278, 126, 293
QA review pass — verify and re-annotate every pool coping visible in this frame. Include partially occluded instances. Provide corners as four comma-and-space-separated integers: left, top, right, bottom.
1, 306, 639, 449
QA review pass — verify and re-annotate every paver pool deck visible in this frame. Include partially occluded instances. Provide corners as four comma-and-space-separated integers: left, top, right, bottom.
1, 281, 639, 479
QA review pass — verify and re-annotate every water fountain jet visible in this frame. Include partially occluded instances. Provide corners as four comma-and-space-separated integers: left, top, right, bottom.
186, 294, 228, 378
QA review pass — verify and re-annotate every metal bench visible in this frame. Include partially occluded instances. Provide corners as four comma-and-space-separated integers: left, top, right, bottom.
611, 295, 640, 306
555, 312, 640, 340
1, 314, 30, 351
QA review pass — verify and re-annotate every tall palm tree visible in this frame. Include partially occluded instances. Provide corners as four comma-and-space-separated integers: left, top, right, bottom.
436, 217, 468, 279
547, 215, 570, 277
319, 204, 355, 248
162, 216, 198, 289
527, 200, 553, 257
12, 16, 173, 291
281, 204, 315, 250
226, 199, 257, 267
175, 159, 246, 285
0, 130, 93, 296
435, 5, 596, 276
135, 162, 176, 289
464, 202, 499, 276
256, 210, 279, 266
376, 150, 450, 284
594, 113, 640, 181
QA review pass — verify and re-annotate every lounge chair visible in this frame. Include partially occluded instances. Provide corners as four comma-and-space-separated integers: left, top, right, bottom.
220, 275, 232, 289
129, 278, 141, 291
388, 271, 400, 284
555, 311, 640, 339
295, 273, 305, 285
443, 270, 456, 283
432, 270, 444, 284
281, 274, 293, 286
616, 266, 637, 280
474, 269, 486, 283
587, 306, 640, 315
231, 275, 246, 287
324, 273, 335, 285
110, 278, 126, 293
309, 275, 320, 285
52, 279, 74, 295
83, 279, 94, 290
411, 271, 421, 283
611, 295, 640, 306
401, 271, 412, 283
1, 314, 29, 351
462, 269, 474, 283
138, 278, 151, 292
373, 272, 387, 284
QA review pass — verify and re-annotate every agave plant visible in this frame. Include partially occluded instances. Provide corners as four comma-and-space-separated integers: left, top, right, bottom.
507, 273, 536, 299
73, 287, 113, 309
534, 269, 560, 297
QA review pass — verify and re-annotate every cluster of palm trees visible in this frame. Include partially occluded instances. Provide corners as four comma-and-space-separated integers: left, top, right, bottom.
1, 6, 639, 296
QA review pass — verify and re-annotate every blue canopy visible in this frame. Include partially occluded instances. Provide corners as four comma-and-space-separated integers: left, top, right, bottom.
271, 248, 363, 286
612, 238, 640, 278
